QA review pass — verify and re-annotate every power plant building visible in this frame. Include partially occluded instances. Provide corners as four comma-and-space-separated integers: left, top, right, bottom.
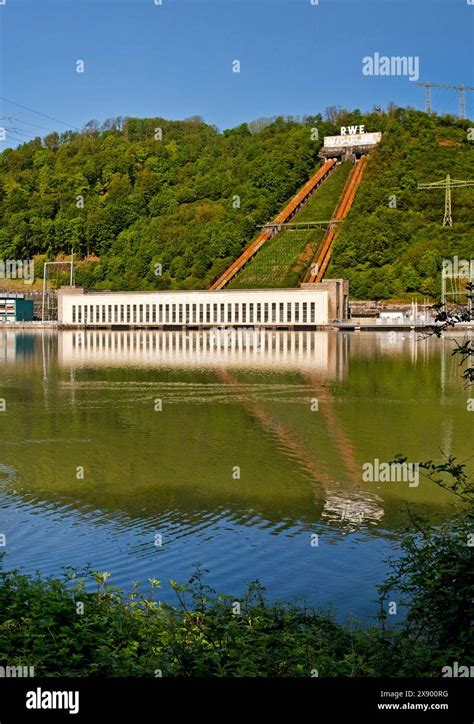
57, 283, 348, 329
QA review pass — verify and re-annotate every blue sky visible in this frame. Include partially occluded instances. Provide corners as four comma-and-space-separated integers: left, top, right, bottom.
0, 0, 473, 144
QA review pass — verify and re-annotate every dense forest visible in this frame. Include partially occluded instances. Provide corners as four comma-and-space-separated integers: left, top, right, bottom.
0, 107, 472, 299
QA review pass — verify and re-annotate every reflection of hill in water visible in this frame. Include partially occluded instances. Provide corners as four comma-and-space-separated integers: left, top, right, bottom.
0, 329, 465, 539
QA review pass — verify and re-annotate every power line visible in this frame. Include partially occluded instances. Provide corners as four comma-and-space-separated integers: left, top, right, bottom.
0, 115, 56, 133
0, 96, 76, 129
0, 122, 39, 144
13, 131, 38, 141
1, 128, 28, 140
3, 124, 36, 136
1, 133, 30, 145
1, 125, 38, 141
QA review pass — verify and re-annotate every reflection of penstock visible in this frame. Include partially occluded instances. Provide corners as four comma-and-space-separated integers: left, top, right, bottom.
305, 371, 360, 483
305, 370, 385, 526
214, 367, 384, 528
215, 368, 333, 487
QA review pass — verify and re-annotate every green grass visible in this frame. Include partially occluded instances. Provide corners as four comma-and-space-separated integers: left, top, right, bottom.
295, 160, 352, 222
230, 162, 352, 289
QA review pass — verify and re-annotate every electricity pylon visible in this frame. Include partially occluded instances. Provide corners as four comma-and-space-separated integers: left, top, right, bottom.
415, 82, 474, 118
417, 174, 474, 226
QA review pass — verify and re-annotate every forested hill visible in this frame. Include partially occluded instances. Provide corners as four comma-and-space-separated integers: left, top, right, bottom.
0, 108, 472, 298
0, 114, 335, 290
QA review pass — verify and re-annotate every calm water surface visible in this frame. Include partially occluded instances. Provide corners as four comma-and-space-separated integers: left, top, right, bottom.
0, 329, 471, 621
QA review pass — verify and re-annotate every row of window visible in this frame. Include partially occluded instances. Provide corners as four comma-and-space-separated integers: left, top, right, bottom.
71, 301, 318, 325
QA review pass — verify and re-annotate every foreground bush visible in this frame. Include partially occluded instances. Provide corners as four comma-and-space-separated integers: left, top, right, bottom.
0, 564, 376, 677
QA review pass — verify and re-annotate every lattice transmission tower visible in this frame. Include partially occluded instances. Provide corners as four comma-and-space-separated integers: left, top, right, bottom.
417, 174, 474, 226
415, 82, 474, 118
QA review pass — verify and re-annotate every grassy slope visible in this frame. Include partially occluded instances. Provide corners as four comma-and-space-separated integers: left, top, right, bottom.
229, 162, 352, 289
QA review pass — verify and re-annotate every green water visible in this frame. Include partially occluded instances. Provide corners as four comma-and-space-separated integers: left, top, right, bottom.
0, 329, 470, 620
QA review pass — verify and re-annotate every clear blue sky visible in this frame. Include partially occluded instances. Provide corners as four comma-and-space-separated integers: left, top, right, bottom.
0, 0, 473, 144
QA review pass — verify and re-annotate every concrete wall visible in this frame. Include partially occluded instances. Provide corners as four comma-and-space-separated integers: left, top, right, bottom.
301, 279, 348, 322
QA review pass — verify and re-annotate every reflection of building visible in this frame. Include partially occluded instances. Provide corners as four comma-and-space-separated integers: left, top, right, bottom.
322, 489, 385, 531
58, 329, 349, 377
0, 330, 16, 362
57, 285, 349, 328
0, 330, 37, 362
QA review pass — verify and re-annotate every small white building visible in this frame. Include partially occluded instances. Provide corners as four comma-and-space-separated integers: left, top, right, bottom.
57, 284, 348, 329
320, 127, 382, 161
379, 309, 406, 323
